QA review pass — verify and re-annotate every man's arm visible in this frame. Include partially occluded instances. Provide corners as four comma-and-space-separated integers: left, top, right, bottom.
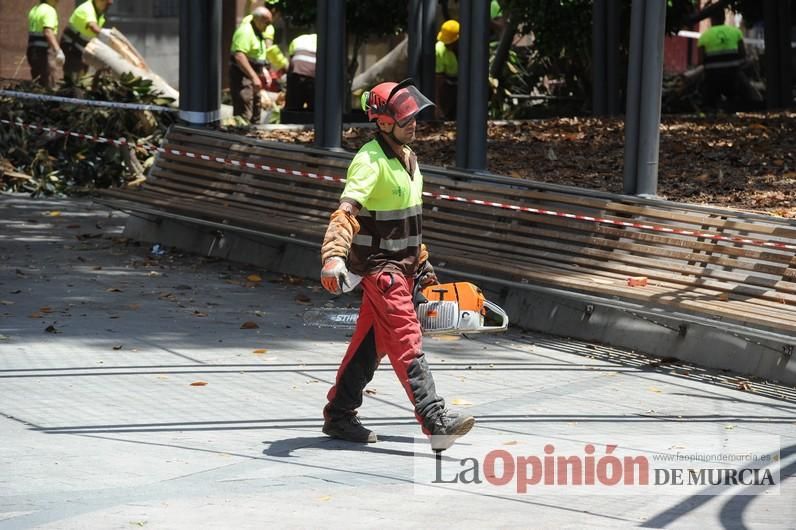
338, 199, 360, 217
234, 51, 263, 90
43, 27, 59, 52
87, 20, 102, 36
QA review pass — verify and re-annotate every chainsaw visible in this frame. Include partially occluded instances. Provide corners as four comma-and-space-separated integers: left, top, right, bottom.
304, 279, 509, 336
414, 281, 509, 335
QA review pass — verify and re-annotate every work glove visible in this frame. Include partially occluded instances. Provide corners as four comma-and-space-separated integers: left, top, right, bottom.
320, 209, 360, 264
55, 49, 65, 65
321, 257, 350, 295
98, 28, 113, 44
415, 244, 439, 289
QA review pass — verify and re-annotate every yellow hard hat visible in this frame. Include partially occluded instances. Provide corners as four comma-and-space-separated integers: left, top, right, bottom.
437, 20, 460, 45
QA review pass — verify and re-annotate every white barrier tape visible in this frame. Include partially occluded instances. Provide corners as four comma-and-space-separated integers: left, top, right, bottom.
152, 145, 796, 253
1, 118, 128, 146
3, 116, 793, 252
0, 89, 176, 113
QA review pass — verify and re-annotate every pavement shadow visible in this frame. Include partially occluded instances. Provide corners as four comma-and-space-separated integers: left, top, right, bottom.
642, 443, 795, 530
263, 434, 463, 461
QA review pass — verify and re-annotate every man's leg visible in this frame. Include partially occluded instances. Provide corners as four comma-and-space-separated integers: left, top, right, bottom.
230, 66, 253, 121
27, 47, 47, 87
364, 272, 474, 450
323, 298, 380, 443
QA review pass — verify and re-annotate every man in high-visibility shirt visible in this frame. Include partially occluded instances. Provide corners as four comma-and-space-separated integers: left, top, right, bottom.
59, 0, 113, 81
285, 33, 317, 111
27, 0, 65, 88
243, 0, 288, 89
230, 7, 273, 124
698, 12, 746, 112
320, 79, 476, 452
435, 20, 459, 120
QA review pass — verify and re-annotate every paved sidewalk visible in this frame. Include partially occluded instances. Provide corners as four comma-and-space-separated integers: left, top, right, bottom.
0, 193, 794, 529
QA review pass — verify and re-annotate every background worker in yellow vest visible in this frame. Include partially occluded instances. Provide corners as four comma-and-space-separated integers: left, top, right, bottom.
230, 6, 273, 124
59, 0, 113, 81
27, 0, 65, 88
285, 33, 317, 111
435, 20, 459, 120
244, 0, 288, 90
698, 11, 746, 112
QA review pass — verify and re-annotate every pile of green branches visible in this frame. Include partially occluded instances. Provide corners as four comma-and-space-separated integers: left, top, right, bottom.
0, 72, 175, 196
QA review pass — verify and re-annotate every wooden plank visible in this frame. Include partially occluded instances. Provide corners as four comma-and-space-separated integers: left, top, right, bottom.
430, 246, 796, 332
428, 176, 796, 239
423, 224, 796, 304
426, 208, 796, 280
425, 237, 796, 320
151, 161, 341, 204
425, 196, 796, 266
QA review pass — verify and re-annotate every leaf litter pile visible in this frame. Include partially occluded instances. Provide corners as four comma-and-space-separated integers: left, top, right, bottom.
253, 112, 796, 218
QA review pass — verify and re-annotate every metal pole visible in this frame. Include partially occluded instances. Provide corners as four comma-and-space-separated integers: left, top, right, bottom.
763, 0, 782, 108
455, 0, 473, 169
314, 0, 344, 149
605, 0, 620, 115
636, 0, 666, 197
178, 0, 221, 125
623, 0, 645, 194
408, 0, 437, 120
592, 0, 607, 115
455, 0, 489, 171
776, 0, 792, 108
420, 0, 437, 106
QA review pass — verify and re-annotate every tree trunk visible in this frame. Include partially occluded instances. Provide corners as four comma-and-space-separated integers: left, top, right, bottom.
83, 38, 180, 103
351, 37, 408, 94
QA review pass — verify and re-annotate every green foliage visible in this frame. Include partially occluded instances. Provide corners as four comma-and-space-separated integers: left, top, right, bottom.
0, 72, 174, 196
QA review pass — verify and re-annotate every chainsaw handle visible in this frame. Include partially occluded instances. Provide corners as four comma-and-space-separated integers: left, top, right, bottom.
481, 300, 509, 332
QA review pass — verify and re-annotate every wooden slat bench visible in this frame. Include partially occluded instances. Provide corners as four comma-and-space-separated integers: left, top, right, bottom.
100, 125, 796, 340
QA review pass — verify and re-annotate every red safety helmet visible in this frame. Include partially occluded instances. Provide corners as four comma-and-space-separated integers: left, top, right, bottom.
361, 78, 434, 128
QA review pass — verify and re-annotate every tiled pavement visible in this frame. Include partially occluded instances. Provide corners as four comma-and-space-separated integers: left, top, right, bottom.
1, 194, 794, 529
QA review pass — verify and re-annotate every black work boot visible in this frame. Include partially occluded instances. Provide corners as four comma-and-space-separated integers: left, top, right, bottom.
428, 410, 475, 452
322, 415, 378, 443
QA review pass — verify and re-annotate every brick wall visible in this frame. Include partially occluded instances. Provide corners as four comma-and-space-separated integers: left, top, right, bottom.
0, 1, 75, 82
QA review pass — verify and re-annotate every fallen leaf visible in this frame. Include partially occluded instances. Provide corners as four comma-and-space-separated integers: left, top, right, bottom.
503, 440, 518, 445
193, 311, 208, 317
318, 496, 332, 502
737, 381, 753, 392
47, 211, 61, 217
247, 274, 262, 283
252, 348, 268, 354
647, 387, 663, 393
29, 312, 42, 319
190, 381, 208, 386
451, 398, 473, 406
364, 388, 378, 395
718, 293, 729, 301
39, 306, 53, 313
724, 424, 736, 430
240, 321, 259, 329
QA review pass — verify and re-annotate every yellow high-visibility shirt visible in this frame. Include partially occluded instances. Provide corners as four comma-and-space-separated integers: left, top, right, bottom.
68, 0, 105, 40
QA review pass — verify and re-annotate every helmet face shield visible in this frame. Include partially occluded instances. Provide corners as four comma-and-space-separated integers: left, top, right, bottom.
388, 84, 433, 127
